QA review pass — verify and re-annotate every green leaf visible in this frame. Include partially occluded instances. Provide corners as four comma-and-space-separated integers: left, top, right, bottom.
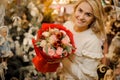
36, 42, 41, 47
66, 46, 71, 52
45, 46, 48, 54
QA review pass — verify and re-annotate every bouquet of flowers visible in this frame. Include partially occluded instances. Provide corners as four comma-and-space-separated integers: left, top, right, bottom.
32, 23, 76, 73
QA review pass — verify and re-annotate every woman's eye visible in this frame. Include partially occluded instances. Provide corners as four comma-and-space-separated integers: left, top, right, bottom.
79, 9, 82, 12
85, 13, 93, 17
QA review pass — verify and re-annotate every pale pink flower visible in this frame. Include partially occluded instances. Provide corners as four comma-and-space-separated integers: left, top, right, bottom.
61, 36, 70, 45
56, 47, 63, 55
42, 47, 46, 53
62, 50, 68, 57
48, 34, 58, 44
48, 47, 55, 56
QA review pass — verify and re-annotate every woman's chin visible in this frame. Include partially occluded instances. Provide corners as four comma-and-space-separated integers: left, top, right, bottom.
75, 23, 84, 28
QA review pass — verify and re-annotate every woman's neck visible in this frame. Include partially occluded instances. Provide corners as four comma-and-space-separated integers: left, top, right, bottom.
74, 25, 88, 32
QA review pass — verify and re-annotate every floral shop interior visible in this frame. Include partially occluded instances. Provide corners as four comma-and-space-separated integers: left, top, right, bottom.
0, 0, 120, 80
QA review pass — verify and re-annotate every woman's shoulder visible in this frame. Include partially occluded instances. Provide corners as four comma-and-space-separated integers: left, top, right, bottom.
63, 20, 74, 30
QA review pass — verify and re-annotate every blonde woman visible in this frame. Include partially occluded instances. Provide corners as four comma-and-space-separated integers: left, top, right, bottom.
59, 0, 107, 80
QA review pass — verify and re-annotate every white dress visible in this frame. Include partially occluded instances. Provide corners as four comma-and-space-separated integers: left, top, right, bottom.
60, 21, 104, 80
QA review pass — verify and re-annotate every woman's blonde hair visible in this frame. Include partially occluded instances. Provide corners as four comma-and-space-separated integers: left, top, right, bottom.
72, 0, 106, 40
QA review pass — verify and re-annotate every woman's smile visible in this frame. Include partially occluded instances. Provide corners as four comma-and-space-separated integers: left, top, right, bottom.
74, 1, 94, 28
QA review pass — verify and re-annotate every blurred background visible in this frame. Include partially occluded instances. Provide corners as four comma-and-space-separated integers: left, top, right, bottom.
0, 0, 120, 80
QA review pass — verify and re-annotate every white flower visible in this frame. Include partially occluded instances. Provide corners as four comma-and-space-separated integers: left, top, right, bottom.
60, 30, 66, 35
49, 28, 55, 33
42, 31, 50, 37
40, 40, 47, 47
53, 28, 59, 34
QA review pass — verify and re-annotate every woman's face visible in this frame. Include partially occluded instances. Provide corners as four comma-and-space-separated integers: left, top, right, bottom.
74, 1, 94, 29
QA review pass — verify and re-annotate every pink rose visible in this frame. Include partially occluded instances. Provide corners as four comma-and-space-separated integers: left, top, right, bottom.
48, 35, 58, 44
56, 47, 63, 55
48, 47, 55, 56
61, 36, 70, 45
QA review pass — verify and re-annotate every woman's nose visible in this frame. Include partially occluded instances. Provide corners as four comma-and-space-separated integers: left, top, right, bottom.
79, 13, 85, 19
